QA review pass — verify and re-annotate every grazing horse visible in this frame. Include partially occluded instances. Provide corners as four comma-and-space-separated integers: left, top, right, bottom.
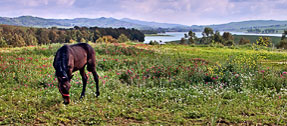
53, 43, 100, 104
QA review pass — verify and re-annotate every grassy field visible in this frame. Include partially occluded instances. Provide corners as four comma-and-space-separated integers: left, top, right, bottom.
1, 43, 287, 125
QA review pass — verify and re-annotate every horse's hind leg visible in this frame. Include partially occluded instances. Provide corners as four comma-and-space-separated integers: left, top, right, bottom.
80, 68, 88, 99
87, 64, 100, 97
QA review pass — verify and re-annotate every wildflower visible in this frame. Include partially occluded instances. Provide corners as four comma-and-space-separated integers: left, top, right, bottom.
283, 72, 287, 75
235, 74, 239, 78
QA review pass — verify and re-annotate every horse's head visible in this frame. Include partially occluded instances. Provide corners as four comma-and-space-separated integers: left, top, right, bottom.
57, 76, 71, 104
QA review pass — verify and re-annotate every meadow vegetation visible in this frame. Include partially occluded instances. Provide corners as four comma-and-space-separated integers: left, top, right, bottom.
1, 42, 287, 125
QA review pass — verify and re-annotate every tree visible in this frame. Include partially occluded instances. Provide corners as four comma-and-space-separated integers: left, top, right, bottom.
213, 31, 224, 44
36, 29, 50, 45
282, 30, 287, 40
222, 32, 234, 41
200, 27, 214, 44
222, 32, 234, 46
24, 33, 38, 46
180, 38, 186, 44
25, 28, 38, 46
48, 30, 59, 43
277, 30, 287, 49
202, 27, 214, 37
12, 34, 25, 47
58, 31, 67, 43
239, 37, 250, 45
94, 29, 102, 42
184, 33, 188, 39
117, 34, 129, 43
277, 39, 287, 49
0, 25, 145, 47
188, 30, 197, 44
0, 33, 7, 47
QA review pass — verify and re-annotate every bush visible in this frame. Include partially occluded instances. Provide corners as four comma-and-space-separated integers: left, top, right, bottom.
256, 37, 271, 47
224, 40, 235, 46
149, 40, 159, 45
239, 37, 250, 45
96, 35, 117, 43
0, 37, 7, 47
209, 42, 224, 48
276, 39, 287, 49
117, 34, 130, 43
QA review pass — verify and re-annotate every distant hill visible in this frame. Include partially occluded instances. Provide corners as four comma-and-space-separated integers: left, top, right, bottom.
0, 16, 190, 30
192, 20, 287, 32
0, 16, 286, 32
0, 16, 67, 27
121, 18, 187, 29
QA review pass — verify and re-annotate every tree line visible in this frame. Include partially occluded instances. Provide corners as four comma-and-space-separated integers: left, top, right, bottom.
0, 25, 145, 47
247, 28, 280, 34
178, 27, 243, 46
175, 27, 287, 49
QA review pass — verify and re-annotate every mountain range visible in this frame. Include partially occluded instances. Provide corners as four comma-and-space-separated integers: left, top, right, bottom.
0, 16, 287, 32
0, 16, 187, 30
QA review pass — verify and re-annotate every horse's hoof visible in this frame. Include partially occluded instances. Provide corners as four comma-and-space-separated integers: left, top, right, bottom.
63, 101, 70, 105
96, 92, 100, 97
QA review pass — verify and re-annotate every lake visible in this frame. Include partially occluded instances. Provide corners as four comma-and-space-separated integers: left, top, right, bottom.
144, 32, 283, 43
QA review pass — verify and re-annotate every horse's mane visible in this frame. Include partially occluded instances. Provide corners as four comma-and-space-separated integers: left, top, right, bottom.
54, 45, 69, 78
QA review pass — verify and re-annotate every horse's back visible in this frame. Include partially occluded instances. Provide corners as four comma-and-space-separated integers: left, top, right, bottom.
69, 43, 96, 71
73, 43, 96, 71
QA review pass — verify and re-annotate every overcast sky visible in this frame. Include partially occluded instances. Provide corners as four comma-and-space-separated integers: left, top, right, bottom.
1, 0, 287, 25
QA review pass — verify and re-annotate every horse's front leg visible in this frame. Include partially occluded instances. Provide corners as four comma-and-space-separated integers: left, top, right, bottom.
80, 68, 88, 99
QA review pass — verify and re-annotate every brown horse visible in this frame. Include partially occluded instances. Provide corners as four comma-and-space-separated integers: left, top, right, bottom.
53, 43, 99, 104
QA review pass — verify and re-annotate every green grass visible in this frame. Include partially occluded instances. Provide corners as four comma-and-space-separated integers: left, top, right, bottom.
1, 43, 287, 125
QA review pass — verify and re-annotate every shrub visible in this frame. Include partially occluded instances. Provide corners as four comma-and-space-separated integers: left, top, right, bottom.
276, 39, 287, 49
96, 35, 117, 43
256, 37, 271, 47
209, 42, 224, 48
149, 40, 159, 45
224, 40, 235, 46
117, 34, 130, 43
239, 37, 250, 45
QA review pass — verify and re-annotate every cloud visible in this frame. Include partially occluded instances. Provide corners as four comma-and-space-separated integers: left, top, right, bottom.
0, 0, 286, 25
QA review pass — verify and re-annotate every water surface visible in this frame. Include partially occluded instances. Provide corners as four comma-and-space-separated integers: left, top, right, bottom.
144, 32, 282, 43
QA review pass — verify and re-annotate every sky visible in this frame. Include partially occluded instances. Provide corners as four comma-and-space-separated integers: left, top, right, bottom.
0, 0, 287, 25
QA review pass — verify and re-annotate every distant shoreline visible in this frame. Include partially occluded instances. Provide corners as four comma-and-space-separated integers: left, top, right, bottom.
145, 34, 172, 37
